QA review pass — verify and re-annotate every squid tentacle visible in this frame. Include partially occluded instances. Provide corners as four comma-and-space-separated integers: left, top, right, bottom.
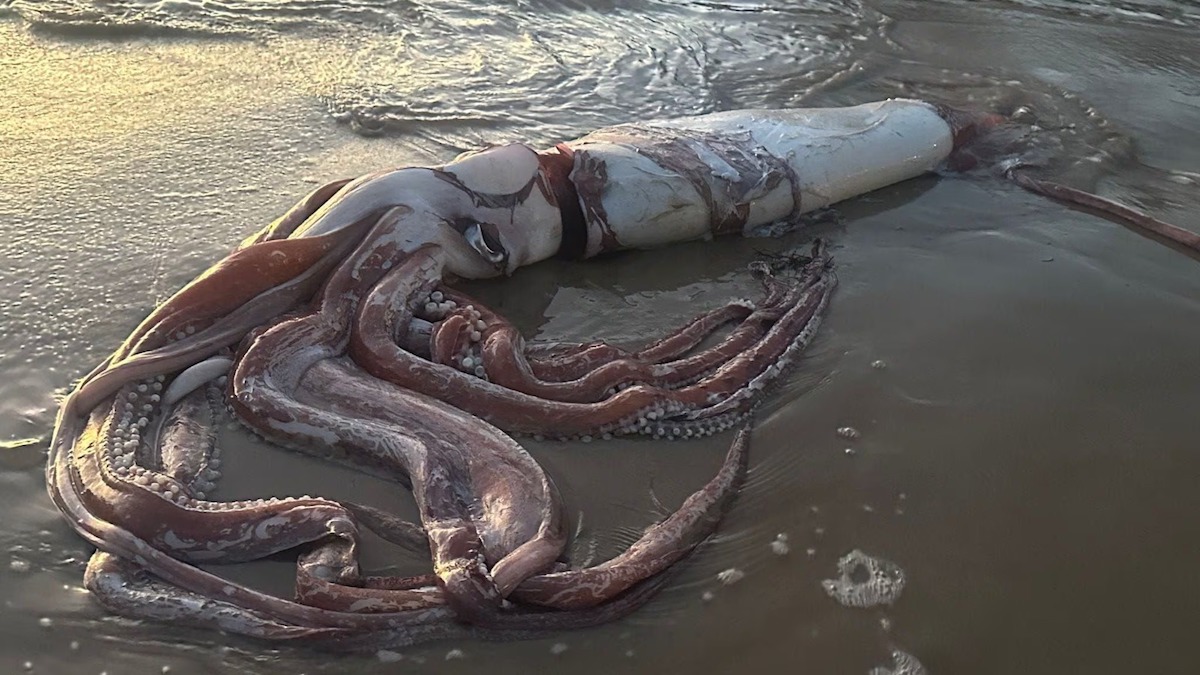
62, 99, 1199, 649
511, 426, 750, 609
353, 246, 832, 440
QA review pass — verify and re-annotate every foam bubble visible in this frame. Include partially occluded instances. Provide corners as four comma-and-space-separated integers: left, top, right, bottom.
769, 533, 790, 556
376, 650, 403, 663
821, 549, 906, 608
716, 567, 746, 586
869, 649, 927, 675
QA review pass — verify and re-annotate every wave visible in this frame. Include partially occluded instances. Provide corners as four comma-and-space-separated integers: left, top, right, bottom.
0, 0, 417, 38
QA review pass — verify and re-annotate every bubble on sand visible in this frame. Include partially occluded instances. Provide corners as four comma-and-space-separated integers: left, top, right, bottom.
837, 426, 861, 440
769, 533, 790, 556
822, 549, 905, 608
716, 567, 745, 585
376, 650, 403, 663
869, 649, 927, 675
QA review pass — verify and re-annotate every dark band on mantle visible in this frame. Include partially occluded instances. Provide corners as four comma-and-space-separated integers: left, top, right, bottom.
539, 144, 588, 260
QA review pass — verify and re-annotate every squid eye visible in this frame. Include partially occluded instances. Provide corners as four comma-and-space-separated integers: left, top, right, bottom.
464, 222, 507, 267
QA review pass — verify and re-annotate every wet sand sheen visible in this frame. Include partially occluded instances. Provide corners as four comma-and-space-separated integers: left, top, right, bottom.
2, 1, 1199, 673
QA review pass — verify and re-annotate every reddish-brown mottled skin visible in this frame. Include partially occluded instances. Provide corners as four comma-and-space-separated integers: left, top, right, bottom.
49, 131, 822, 646
51, 101, 1193, 651
1008, 170, 1200, 255
38, 96, 905, 650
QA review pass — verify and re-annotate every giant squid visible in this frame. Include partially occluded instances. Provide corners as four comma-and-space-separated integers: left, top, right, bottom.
46, 98, 1198, 649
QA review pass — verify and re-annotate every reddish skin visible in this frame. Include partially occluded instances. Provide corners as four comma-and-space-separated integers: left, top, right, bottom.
440, 287, 780, 394
72, 99, 1200, 645
1009, 170, 1200, 256
72, 402, 354, 564
42, 112, 830, 645
429, 313, 475, 365
71, 218, 373, 416
934, 103, 1200, 253
228, 233, 560, 622
351, 248, 833, 437
511, 427, 751, 609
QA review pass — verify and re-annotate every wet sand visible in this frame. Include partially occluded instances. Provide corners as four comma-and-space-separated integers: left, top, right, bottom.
1, 1, 1198, 673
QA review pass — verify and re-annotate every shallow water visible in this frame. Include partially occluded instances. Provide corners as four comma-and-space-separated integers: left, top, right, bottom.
1, 0, 1198, 673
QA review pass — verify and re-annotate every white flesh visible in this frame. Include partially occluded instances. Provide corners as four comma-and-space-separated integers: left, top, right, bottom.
570, 99, 953, 254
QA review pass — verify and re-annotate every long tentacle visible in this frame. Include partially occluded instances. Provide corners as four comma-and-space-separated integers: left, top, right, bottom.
352, 247, 833, 439
429, 289, 785, 401
1008, 170, 1200, 257
511, 426, 750, 609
